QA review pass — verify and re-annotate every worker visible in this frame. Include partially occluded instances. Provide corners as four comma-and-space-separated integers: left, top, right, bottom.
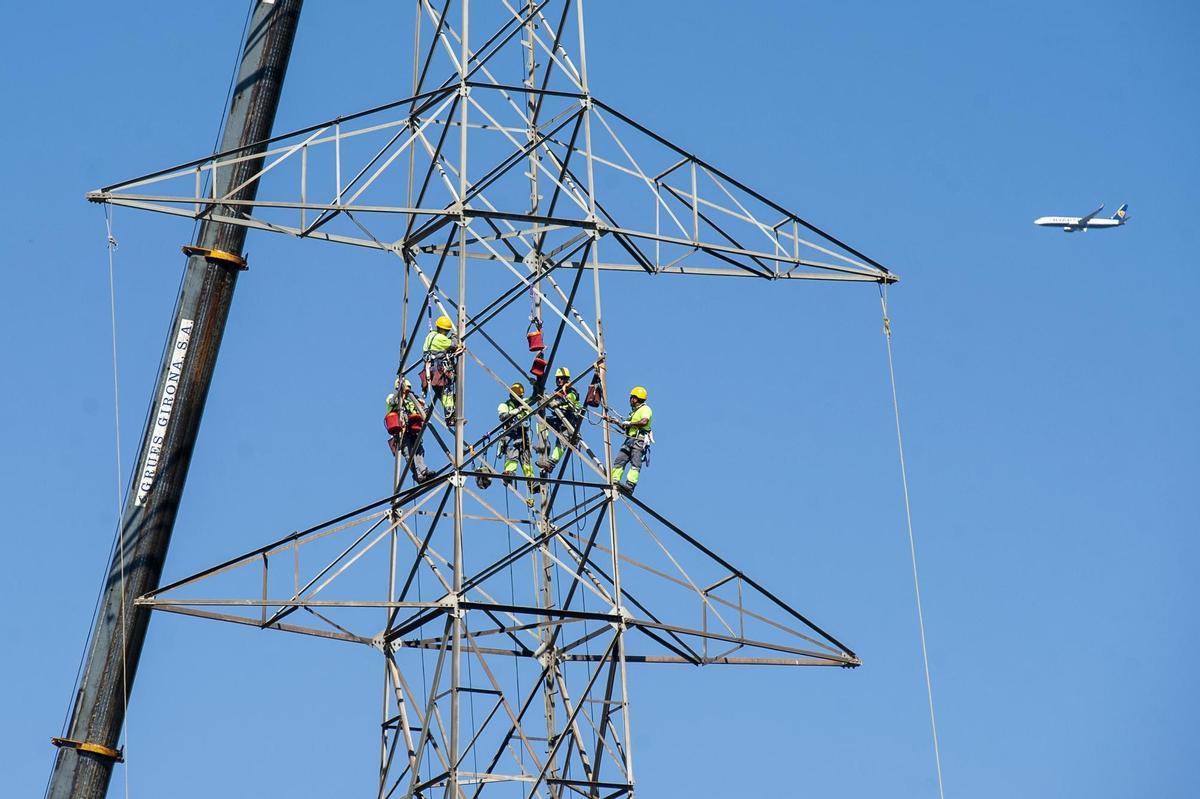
497, 382, 533, 483
386, 378, 432, 482
537, 367, 581, 472
422, 314, 458, 424
610, 386, 652, 494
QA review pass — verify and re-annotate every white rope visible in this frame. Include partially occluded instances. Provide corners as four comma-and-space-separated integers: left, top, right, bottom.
879, 285, 945, 799
104, 208, 132, 799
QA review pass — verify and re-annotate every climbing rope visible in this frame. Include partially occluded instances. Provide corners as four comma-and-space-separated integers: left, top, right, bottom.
879, 285, 945, 799
105, 207, 133, 799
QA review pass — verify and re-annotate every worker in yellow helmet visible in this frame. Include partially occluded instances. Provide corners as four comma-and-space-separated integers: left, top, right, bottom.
385, 377, 432, 482
422, 314, 458, 424
537, 366, 582, 473
497, 382, 533, 483
611, 386, 652, 494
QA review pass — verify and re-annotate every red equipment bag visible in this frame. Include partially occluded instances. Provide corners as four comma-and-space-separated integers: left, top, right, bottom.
407, 413, 425, 432
530, 355, 547, 378
585, 374, 603, 408
384, 412, 404, 435
430, 367, 448, 389
527, 329, 545, 351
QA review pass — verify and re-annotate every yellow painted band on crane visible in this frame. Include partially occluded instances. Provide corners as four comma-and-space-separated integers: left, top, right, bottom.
50, 736, 125, 762
181, 245, 248, 270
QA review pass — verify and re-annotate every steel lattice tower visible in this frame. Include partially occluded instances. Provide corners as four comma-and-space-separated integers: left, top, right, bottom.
85, 2, 896, 796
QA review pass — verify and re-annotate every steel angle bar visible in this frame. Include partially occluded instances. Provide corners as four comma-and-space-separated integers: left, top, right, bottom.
146, 605, 372, 645
527, 0, 577, 127
502, 0, 585, 90
460, 236, 591, 339
658, 182, 774, 276
586, 110, 693, 241
142, 509, 391, 601
96, 84, 459, 195
88, 193, 440, 216
462, 488, 617, 607
699, 163, 798, 258
399, 618, 455, 798
621, 493, 857, 659
144, 474, 445, 600
603, 223, 879, 278
458, 502, 606, 600
560, 653, 849, 667
591, 97, 894, 279
413, 246, 889, 281
394, 485, 455, 605
524, 636, 619, 799
625, 618, 855, 665
259, 487, 447, 629
465, 94, 593, 214
461, 636, 547, 777
420, 2, 544, 134
550, 530, 704, 661
619, 502, 741, 637
138, 598, 445, 609
459, 601, 618, 624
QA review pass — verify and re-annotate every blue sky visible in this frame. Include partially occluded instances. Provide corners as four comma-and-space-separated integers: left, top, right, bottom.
4, 1, 1198, 797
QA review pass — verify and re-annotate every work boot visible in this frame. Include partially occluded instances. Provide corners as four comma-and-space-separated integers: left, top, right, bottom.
616, 482, 635, 496
475, 474, 492, 490
536, 456, 555, 472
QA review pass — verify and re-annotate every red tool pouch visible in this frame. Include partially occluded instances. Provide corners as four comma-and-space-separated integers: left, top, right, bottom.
585, 375, 603, 408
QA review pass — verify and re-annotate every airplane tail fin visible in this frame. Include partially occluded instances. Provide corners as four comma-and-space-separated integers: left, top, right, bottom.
1112, 203, 1129, 221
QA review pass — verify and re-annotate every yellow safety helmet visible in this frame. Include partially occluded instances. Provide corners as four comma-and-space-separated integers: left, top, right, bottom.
554, 367, 570, 379
630, 386, 647, 401
401, 378, 412, 391
435, 315, 454, 331
510, 382, 525, 398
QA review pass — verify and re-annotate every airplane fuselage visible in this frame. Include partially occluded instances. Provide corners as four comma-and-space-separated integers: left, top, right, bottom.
1034, 216, 1125, 232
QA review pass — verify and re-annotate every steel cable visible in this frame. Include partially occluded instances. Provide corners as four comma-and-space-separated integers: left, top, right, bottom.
880, 285, 946, 799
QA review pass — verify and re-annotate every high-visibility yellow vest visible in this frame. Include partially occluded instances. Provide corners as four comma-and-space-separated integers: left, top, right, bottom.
628, 404, 652, 434
498, 399, 529, 422
550, 388, 581, 413
423, 330, 455, 354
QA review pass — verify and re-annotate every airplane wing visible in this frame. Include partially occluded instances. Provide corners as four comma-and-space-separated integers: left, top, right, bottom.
1078, 203, 1104, 225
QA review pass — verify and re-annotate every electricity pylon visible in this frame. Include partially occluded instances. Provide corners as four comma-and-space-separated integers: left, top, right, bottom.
88, 2, 895, 796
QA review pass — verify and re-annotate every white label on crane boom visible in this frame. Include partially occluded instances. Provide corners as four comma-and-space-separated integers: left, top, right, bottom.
134, 318, 194, 506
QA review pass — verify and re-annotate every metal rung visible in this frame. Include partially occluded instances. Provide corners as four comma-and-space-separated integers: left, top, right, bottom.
51, 737, 124, 762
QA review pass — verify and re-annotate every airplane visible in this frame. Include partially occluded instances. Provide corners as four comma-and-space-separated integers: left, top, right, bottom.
1034, 203, 1129, 232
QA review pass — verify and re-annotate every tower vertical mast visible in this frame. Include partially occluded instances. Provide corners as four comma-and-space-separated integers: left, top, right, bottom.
49, 3, 303, 797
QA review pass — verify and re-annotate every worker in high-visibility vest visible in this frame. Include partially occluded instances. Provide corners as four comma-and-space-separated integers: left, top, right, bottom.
537, 367, 582, 472
386, 378, 432, 482
497, 382, 533, 482
611, 386, 652, 494
422, 314, 458, 424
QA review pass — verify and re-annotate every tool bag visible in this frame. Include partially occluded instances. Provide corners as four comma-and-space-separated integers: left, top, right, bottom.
585, 373, 603, 408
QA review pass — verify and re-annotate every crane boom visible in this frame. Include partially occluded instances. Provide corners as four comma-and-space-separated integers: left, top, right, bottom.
48, 3, 303, 796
